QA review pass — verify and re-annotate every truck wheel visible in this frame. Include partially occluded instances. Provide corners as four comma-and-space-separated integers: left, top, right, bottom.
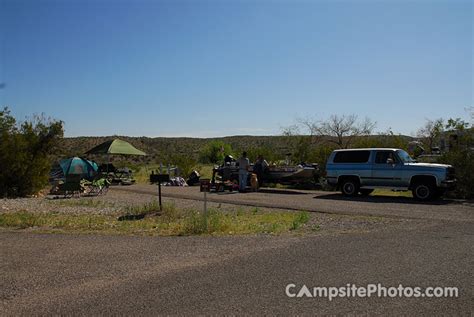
341, 179, 359, 197
359, 189, 374, 196
412, 182, 435, 201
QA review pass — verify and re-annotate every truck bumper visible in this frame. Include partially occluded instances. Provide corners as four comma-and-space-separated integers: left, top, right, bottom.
440, 180, 456, 189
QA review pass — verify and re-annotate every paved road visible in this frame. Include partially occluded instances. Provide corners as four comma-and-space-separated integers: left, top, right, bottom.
1, 220, 473, 315
115, 184, 474, 222
2, 186, 473, 314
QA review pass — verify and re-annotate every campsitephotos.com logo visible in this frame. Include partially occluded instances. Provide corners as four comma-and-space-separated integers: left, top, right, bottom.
285, 283, 459, 301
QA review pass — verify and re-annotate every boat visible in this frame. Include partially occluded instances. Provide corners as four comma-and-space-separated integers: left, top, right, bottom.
212, 163, 319, 186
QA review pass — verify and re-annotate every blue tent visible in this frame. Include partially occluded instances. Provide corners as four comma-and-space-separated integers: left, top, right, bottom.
59, 157, 98, 180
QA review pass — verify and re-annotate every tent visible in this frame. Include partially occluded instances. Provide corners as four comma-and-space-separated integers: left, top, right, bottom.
59, 157, 98, 180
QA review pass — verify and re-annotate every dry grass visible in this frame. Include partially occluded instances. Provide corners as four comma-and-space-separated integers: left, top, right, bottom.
372, 189, 412, 198
0, 203, 311, 236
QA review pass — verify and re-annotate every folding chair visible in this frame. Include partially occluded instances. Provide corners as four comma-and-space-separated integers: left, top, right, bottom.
57, 174, 83, 198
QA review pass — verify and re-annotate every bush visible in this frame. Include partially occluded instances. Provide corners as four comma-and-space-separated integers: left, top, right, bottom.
0, 107, 63, 197
308, 144, 336, 174
199, 140, 233, 164
245, 145, 279, 163
438, 129, 474, 199
290, 211, 310, 230
165, 153, 197, 178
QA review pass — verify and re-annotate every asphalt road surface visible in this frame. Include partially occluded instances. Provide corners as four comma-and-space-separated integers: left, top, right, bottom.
116, 184, 474, 222
1, 220, 473, 315
1, 186, 473, 315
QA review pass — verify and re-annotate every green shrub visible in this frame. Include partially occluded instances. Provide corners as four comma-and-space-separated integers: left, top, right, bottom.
199, 140, 233, 164
184, 210, 208, 234
244, 146, 279, 163
160, 203, 183, 222
165, 153, 197, 178
182, 209, 232, 235
439, 148, 474, 199
0, 107, 63, 197
290, 211, 310, 230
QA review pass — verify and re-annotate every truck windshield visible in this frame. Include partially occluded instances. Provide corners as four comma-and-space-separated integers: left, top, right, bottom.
396, 150, 416, 163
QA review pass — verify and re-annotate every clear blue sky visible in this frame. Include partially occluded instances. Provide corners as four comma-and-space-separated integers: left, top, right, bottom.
1, 0, 472, 137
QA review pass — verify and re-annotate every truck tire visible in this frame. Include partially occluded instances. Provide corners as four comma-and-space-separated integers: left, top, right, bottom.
359, 189, 374, 196
341, 178, 359, 197
412, 182, 435, 201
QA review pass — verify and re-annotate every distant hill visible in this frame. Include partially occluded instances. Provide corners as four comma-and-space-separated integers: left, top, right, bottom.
57, 135, 292, 163
57, 134, 414, 165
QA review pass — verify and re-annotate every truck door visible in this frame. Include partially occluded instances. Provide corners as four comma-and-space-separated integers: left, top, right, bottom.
371, 151, 400, 186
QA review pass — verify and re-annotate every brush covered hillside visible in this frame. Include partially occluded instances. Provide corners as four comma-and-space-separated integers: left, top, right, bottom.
57, 134, 414, 166
58, 135, 291, 163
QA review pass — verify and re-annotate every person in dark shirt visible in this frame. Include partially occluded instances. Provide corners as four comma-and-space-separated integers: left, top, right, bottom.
236, 152, 249, 192
253, 155, 269, 188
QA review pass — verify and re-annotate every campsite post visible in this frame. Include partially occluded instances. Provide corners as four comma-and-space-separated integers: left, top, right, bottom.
200, 179, 211, 216
150, 172, 170, 212
158, 181, 162, 210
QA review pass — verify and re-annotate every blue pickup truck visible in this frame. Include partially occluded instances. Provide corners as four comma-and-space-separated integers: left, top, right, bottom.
326, 148, 456, 201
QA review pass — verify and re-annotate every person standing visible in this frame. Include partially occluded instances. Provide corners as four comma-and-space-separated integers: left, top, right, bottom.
237, 151, 249, 192
254, 155, 269, 188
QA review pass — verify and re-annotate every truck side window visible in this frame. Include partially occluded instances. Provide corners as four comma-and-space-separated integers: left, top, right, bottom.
333, 151, 370, 163
375, 151, 395, 164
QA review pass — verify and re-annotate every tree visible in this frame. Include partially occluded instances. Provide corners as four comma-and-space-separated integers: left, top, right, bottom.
446, 117, 470, 131
299, 114, 376, 149
416, 118, 444, 153
353, 128, 408, 150
0, 107, 64, 197
282, 114, 376, 166
438, 117, 473, 198
164, 153, 197, 178
281, 124, 314, 163
198, 140, 233, 164
245, 145, 278, 163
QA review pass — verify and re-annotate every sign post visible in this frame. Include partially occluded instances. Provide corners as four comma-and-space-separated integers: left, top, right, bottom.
150, 172, 170, 211
199, 179, 211, 216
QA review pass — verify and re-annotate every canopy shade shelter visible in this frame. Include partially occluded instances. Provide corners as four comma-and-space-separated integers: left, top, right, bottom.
85, 139, 146, 156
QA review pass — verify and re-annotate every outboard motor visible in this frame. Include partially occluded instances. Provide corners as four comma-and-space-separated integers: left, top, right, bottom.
187, 170, 201, 186
224, 155, 235, 166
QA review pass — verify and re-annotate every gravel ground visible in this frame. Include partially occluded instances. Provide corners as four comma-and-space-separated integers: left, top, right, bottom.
1, 220, 472, 315
1, 187, 470, 315
116, 184, 474, 222
0, 187, 422, 235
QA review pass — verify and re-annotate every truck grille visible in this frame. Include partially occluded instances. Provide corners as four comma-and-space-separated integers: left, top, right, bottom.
446, 167, 456, 180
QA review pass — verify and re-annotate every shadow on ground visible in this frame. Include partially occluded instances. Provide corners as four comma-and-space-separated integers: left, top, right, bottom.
313, 193, 455, 205
254, 188, 309, 195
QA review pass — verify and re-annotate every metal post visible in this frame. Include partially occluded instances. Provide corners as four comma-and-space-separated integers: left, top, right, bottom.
203, 191, 208, 231
158, 182, 162, 211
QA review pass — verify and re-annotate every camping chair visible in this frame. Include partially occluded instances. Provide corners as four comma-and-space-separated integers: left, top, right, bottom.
86, 177, 111, 196
57, 174, 83, 198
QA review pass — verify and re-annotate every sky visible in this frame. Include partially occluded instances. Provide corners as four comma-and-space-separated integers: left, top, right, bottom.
0, 0, 472, 138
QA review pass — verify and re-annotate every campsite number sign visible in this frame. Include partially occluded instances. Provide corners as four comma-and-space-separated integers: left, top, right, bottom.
199, 179, 211, 192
